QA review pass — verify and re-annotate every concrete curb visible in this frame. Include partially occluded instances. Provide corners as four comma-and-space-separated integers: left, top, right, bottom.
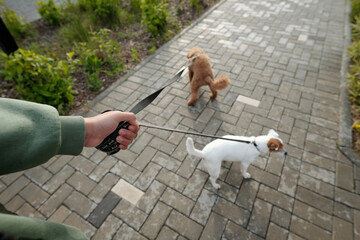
338, 1, 360, 167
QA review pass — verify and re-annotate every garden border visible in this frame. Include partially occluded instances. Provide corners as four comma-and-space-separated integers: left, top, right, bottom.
338, 1, 360, 167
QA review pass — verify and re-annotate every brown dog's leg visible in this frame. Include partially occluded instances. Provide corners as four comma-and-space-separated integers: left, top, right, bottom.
207, 76, 218, 99
188, 83, 200, 106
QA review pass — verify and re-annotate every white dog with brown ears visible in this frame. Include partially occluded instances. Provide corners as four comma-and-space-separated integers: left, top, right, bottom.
186, 129, 287, 189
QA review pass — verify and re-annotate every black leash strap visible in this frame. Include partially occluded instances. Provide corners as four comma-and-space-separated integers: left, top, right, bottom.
96, 56, 198, 155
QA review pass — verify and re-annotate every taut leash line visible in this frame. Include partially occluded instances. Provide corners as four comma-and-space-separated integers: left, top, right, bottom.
139, 122, 257, 146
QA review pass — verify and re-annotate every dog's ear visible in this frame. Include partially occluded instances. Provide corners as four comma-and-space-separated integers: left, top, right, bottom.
268, 129, 279, 137
267, 138, 281, 151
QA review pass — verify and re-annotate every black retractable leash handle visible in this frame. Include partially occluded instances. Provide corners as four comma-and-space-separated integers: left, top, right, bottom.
96, 55, 199, 155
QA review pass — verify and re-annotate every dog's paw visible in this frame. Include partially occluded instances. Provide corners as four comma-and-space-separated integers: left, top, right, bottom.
213, 183, 221, 190
243, 172, 251, 179
187, 99, 196, 106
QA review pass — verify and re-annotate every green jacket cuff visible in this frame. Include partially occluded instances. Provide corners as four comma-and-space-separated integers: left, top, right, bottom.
58, 116, 85, 155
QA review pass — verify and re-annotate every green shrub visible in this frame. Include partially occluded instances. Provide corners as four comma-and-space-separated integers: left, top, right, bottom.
37, 0, 61, 26
190, 0, 202, 13
60, 16, 90, 43
352, 0, 360, 23
0, 2, 31, 40
141, 0, 169, 38
88, 73, 103, 91
0, 49, 74, 114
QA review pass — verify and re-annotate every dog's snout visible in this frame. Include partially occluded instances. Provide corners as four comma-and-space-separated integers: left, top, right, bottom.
284, 152, 288, 156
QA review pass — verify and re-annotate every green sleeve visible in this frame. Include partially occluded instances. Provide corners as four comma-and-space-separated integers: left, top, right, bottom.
0, 213, 88, 240
0, 98, 85, 175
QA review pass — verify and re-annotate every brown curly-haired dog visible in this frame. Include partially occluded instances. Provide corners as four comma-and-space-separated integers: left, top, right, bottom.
186, 47, 230, 106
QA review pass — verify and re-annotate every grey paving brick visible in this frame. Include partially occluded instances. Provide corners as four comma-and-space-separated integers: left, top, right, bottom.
293, 200, 333, 231
43, 165, 75, 194
298, 174, 334, 199
0, 176, 29, 204
110, 161, 141, 184
137, 180, 166, 214
190, 188, 217, 225
4, 195, 25, 213
236, 180, 259, 209
266, 223, 288, 240
156, 226, 178, 240
140, 202, 171, 239
248, 198, 272, 237
336, 162, 354, 191
87, 191, 121, 228
213, 197, 250, 226
296, 186, 333, 214
200, 212, 227, 240
166, 210, 203, 240
335, 187, 360, 210
161, 187, 194, 216
258, 184, 294, 212
290, 215, 331, 240
223, 221, 262, 240
69, 156, 97, 175
64, 191, 96, 218
63, 212, 96, 239
156, 168, 187, 192
39, 184, 73, 218
88, 173, 119, 204
89, 156, 117, 182
183, 169, 208, 200
113, 200, 147, 231
91, 214, 122, 240
66, 172, 97, 195
134, 162, 162, 191
24, 166, 52, 186
271, 206, 291, 229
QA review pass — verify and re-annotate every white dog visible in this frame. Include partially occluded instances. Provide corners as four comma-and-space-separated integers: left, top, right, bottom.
186, 129, 287, 189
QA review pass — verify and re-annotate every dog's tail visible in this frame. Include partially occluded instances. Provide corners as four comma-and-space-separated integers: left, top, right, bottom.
214, 75, 230, 90
186, 137, 205, 158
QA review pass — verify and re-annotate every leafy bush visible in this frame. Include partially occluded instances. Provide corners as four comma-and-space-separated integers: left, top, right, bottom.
141, 0, 169, 38
0, 1, 31, 40
352, 0, 360, 23
0, 49, 74, 114
37, 0, 61, 26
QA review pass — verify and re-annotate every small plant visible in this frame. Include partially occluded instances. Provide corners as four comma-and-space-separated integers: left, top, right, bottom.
72, 29, 124, 90
88, 73, 103, 91
37, 0, 61, 26
0, 1, 31, 40
141, 0, 169, 38
130, 48, 139, 62
190, 0, 202, 13
60, 16, 90, 43
0, 49, 74, 114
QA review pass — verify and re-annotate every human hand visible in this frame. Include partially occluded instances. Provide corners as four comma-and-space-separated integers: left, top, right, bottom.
84, 111, 140, 150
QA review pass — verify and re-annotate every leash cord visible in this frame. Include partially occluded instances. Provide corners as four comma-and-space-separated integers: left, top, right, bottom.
139, 122, 256, 145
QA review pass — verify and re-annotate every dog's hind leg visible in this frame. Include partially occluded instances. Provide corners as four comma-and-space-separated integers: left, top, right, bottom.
188, 82, 201, 106
205, 160, 221, 189
241, 162, 251, 179
207, 77, 218, 99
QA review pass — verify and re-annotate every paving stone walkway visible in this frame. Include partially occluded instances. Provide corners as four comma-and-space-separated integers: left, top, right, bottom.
2, 0, 360, 239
